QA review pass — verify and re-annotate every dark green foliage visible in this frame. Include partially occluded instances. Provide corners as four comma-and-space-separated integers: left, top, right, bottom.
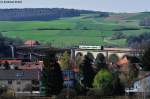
128, 63, 139, 81
139, 17, 150, 26
108, 54, 119, 64
127, 32, 150, 46
42, 52, 63, 96
111, 31, 126, 40
141, 47, 150, 71
111, 71, 125, 95
99, 12, 109, 17
0, 8, 100, 21
0, 33, 23, 58
80, 53, 95, 88
94, 53, 107, 71
86, 52, 95, 61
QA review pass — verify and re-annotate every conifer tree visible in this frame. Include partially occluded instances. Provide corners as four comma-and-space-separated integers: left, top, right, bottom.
80, 53, 95, 88
42, 52, 64, 96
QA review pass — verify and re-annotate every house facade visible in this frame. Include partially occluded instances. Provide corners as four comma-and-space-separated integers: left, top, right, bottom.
125, 73, 150, 96
0, 70, 40, 96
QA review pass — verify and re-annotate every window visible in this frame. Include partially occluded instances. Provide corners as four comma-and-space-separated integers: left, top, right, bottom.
8, 80, 12, 84
17, 81, 21, 84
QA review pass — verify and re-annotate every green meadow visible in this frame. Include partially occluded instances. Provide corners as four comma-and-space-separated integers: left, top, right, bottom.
1, 13, 150, 47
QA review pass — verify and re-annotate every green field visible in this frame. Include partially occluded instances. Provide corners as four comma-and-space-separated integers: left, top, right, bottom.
1, 13, 150, 47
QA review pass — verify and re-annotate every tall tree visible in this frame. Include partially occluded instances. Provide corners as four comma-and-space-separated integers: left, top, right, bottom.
80, 53, 95, 88
75, 52, 83, 67
108, 54, 119, 64
141, 47, 150, 71
59, 51, 71, 70
128, 62, 139, 82
42, 52, 64, 96
94, 53, 107, 71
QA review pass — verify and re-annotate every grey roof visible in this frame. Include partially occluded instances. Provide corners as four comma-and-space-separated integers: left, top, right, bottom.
0, 70, 40, 80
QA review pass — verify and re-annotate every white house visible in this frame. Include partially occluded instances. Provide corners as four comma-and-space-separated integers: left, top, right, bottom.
125, 73, 150, 96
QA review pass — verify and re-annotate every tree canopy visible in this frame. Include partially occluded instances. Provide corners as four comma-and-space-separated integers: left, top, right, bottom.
59, 51, 71, 70
94, 53, 107, 71
93, 69, 113, 95
42, 52, 64, 96
80, 53, 95, 88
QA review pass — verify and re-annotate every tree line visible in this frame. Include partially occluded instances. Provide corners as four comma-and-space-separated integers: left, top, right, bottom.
42, 51, 141, 97
127, 32, 150, 47
0, 8, 101, 21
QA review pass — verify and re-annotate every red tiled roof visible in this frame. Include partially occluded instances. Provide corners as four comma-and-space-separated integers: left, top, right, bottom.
117, 56, 129, 65
0, 60, 21, 64
18, 61, 43, 70
24, 40, 40, 46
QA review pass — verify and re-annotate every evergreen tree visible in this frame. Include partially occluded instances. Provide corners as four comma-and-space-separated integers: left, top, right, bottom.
108, 54, 119, 64
127, 60, 139, 88
94, 53, 107, 71
80, 53, 95, 88
42, 52, 64, 96
75, 52, 83, 67
111, 71, 125, 95
141, 47, 150, 70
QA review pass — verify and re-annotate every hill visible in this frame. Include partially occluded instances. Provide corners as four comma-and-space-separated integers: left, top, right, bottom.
126, 12, 150, 20
1, 9, 150, 47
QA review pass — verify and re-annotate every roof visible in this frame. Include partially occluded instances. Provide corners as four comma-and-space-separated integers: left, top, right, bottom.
0, 60, 21, 64
117, 56, 128, 65
18, 61, 43, 70
0, 70, 40, 80
24, 40, 40, 46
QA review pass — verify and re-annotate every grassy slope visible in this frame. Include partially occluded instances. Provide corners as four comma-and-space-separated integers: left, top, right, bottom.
1, 13, 150, 47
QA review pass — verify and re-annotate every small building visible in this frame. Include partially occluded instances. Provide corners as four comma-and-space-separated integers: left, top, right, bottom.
0, 60, 22, 69
24, 40, 40, 46
18, 61, 44, 70
0, 70, 40, 96
62, 70, 75, 87
125, 72, 150, 96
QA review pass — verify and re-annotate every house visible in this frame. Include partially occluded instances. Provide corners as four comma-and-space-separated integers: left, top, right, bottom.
125, 72, 150, 96
0, 70, 40, 96
18, 61, 44, 70
24, 40, 40, 46
62, 70, 75, 87
0, 60, 22, 69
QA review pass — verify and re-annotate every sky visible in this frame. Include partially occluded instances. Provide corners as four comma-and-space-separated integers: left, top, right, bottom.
0, 0, 150, 12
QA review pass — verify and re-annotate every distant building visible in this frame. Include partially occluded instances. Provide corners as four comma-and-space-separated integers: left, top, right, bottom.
62, 70, 75, 87
24, 40, 40, 46
125, 72, 150, 96
75, 46, 140, 59
0, 70, 40, 96
18, 61, 44, 70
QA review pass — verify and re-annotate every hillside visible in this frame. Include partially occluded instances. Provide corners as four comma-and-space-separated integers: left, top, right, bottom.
0, 8, 100, 21
1, 9, 150, 48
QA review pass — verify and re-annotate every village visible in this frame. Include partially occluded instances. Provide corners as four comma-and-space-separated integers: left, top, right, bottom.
0, 39, 149, 99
